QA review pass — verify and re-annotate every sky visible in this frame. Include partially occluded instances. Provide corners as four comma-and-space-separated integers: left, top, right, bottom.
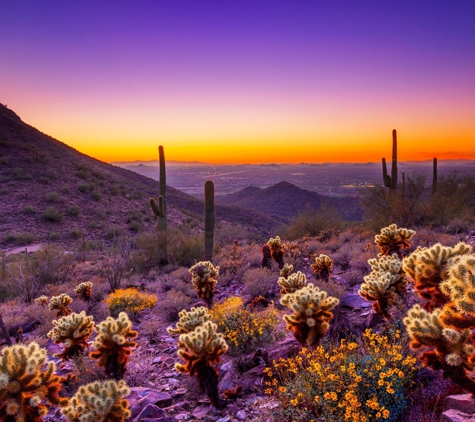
1, 1, 474, 164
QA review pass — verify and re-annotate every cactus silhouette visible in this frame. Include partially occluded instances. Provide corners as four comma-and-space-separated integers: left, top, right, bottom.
61, 380, 130, 422
382, 157, 391, 187
391, 129, 398, 189
90, 312, 138, 380
174, 321, 228, 409
0, 342, 69, 421
359, 254, 407, 320
280, 283, 339, 348
189, 261, 220, 308
277, 270, 307, 295
311, 254, 334, 281
47, 311, 94, 360
49, 294, 73, 318
204, 180, 215, 261
432, 157, 438, 194
374, 224, 416, 258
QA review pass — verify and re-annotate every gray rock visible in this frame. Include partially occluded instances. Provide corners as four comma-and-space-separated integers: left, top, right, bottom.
192, 405, 210, 419
445, 394, 475, 414
236, 410, 247, 420
340, 292, 371, 309
442, 409, 475, 422
136, 404, 167, 420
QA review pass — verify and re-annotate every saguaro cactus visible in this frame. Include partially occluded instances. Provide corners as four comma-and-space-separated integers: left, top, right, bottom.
149, 145, 168, 264
391, 129, 398, 189
382, 157, 391, 188
204, 180, 215, 261
432, 157, 438, 194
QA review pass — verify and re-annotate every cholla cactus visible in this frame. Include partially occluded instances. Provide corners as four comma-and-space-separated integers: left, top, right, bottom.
311, 254, 334, 281
49, 293, 73, 318
74, 281, 93, 301
277, 271, 307, 295
404, 304, 475, 395
359, 254, 407, 320
90, 312, 138, 380
167, 306, 212, 335
267, 236, 284, 269
189, 261, 220, 307
175, 321, 228, 408
0, 342, 69, 421
34, 295, 49, 307
280, 283, 339, 348
403, 242, 472, 311
375, 224, 416, 257
47, 311, 95, 360
279, 263, 293, 279
261, 244, 272, 269
61, 380, 130, 422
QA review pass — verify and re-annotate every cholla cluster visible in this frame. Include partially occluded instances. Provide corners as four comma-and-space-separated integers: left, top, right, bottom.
167, 306, 213, 335
61, 380, 130, 422
34, 295, 49, 306
359, 254, 407, 320
279, 263, 294, 279
49, 293, 73, 317
189, 261, 220, 306
311, 254, 334, 281
267, 236, 284, 254
278, 270, 307, 295
375, 224, 416, 257
75, 281, 93, 301
281, 283, 339, 347
0, 342, 68, 420
47, 311, 95, 360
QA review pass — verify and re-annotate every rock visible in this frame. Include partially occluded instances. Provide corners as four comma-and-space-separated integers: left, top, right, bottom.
136, 404, 167, 420
236, 410, 247, 420
216, 417, 231, 422
192, 405, 210, 419
445, 394, 475, 414
220, 361, 234, 373
173, 388, 187, 397
441, 409, 475, 422
128, 388, 173, 419
244, 364, 267, 376
340, 292, 372, 309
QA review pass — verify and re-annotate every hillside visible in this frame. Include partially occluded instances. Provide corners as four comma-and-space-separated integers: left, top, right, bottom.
216, 181, 363, 222
0, 104, 278, 247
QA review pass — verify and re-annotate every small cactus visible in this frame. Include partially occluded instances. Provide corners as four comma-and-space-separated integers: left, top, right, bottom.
175, 321, 228, 408
49, 293, 73, 318
61, 380, 130, 422
0, 342, 69, 421
74, 282, 93, 301
261, 244, 272, 269
279, 263, 294, 279
311, 254, 334, 281
359, 254, 407, 320
189, 261, 220, 307
34, 295, 49, 307
167, 306, 212, 335
280, 283, 339, 348
90, 312, 138, 380
375, 224, 416, 258
267, 236, 284, 269
277, 270, 307, 295
47, 311, 95, 360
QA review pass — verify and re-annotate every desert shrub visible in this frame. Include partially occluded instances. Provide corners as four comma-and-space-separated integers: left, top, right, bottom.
45, 191, 62, 203
48, 232, 61, 241
98, 240, 131, 291
106, 225, 124, 240
104, 288, 157, 317
60, 186, 71, 194
68, 205, 81, 217
87, 221, 99, 229
41, 206, 63, 222
280, 205, 343, 241
69, 228, 84, 239
91, 190, 101, 201
5, 232, 37, 246
109, 185, 120, 196
141, 318, 163, 344
243, 267, 279, 300
168, 229, 203, 267
127, 221, 142, 232
156, 290, 193, 322
75, 169, 89, 179
343, 269, 365, 288
266, 328, 417, 422
128, 233, 160, 273
211, 296, 280, 355
22, 206, 36, 215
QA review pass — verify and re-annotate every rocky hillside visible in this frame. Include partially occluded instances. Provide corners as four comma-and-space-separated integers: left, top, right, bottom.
216, 181, 363, 222
0, 104, 278, 247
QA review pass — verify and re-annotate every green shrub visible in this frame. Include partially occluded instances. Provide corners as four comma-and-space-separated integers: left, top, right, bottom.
75, 169, 89, 180
91, 191, 101, 201
104, 288, 157, 317
67, 206, 81, 217
48, 232, 61, 241
78, 183, 94, 193
106, 225, 124, 239
69, 228, 84, 239
45, 191, 62, 203
22, 206, 36, 215
41, 206, 63, 222
168, 229, 203, 267
15, 232, 37, 246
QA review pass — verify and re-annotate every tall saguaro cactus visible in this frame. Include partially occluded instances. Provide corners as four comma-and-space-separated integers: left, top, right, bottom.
391, 129, 398, 189
432, 157, 438, 194
149, 145, 168, 264
382, 158, 390, 187
204, 180, 215, 261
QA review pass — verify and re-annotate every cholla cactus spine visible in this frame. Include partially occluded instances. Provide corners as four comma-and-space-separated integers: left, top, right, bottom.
277, 270, 307, 295
0, 342, 69, 421
90, 312, 138, 380
47, 311, 95, 360
375, 224, 416, 258
189, 261, 220, 307
280, 283, 339, 348
167, 306, 212, 335
49, 293, 73, 317
311, 254, 334, 281
61, 380, 130, 422
74, 281, 93, 301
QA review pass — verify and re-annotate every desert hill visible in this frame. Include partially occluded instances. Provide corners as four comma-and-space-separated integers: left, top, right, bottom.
0, 104, 278, 247
216, 181, 363, 221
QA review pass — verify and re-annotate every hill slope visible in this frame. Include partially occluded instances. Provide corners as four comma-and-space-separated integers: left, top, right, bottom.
0, 104, 278, 247
216, 181, 363, 221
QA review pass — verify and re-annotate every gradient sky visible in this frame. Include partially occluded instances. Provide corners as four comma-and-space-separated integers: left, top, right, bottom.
1, 1, 474, 164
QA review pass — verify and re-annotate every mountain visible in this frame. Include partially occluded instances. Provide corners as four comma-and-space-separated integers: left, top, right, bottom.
0, 104, 278, 247
216, 181, 363, 221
